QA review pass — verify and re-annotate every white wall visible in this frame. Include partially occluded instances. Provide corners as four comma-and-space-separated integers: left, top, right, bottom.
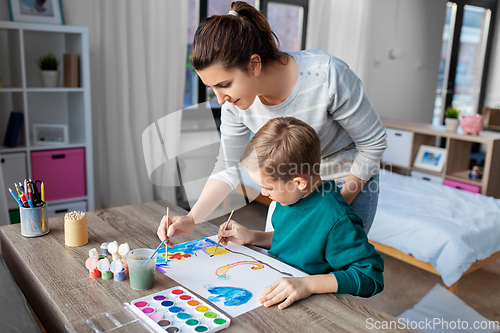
364, 0, 447, 123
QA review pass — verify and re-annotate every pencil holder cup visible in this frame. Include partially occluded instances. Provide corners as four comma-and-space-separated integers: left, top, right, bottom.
19, 204, 49, 237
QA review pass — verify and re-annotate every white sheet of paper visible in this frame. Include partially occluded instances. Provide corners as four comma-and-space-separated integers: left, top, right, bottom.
156, 235, 308, 317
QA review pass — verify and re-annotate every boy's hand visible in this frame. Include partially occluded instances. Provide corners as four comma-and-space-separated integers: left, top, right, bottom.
157, 214, 195, 247
259, 277, 312, 310
218, 220, 254, 246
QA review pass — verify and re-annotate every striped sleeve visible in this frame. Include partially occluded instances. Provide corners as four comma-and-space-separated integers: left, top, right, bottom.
327, 59, 387, 181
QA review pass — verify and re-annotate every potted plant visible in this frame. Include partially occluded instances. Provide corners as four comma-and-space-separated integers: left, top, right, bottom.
37, 52, 60, 88
445, 105, 460, 132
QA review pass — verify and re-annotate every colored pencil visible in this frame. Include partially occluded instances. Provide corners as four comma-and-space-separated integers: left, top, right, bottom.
41, 202, 46, 232
41, 182, 45, 202
8, 187, 23, 207
14, 183, 28, 207
26, 209, 43, 233
211, 210, 234, 257
18, 182, 25, 195
27, 187, 34, 208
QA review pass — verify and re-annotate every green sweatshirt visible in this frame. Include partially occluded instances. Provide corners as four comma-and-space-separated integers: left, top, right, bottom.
268, 180, 384, 297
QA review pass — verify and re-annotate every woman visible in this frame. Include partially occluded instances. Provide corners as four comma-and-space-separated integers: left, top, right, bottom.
157, 1, 387, 244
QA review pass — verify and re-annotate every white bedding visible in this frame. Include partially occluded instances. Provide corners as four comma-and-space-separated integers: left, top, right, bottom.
368, 170, 500, 286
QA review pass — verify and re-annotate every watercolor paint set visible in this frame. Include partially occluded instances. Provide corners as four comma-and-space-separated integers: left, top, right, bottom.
132, 286, 231, 332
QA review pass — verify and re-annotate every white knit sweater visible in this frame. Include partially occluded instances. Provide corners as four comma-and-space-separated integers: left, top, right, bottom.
209, 49, 387, 188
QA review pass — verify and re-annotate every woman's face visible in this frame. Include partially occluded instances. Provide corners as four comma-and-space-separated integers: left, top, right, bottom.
196, 63, 259, 110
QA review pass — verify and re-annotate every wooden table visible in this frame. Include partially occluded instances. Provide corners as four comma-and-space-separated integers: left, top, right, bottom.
0, 201, 414, 332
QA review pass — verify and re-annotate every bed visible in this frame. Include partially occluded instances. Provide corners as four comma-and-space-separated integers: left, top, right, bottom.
368, 170, 500, 293
236, 169, 500, 294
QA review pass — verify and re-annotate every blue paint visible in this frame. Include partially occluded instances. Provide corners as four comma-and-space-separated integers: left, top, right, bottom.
177, 312, 191, 320
169, 306, 183, 313
161, 300, 174, 307
170, 238, 217, 255
206, 286, 252, 307
156, 238, 217, 266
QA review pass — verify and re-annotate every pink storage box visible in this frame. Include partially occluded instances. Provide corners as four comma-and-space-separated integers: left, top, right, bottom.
31, 148, 86, 201
443, 179, 481, 194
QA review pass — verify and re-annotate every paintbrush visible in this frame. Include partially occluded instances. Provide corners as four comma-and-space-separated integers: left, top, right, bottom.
147, 208, 169, 265
211, 210, 234, 257
166, 207, 169, 264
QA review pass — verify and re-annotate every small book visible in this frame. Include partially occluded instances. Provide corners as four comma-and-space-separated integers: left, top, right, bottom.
3, 111, 23, 148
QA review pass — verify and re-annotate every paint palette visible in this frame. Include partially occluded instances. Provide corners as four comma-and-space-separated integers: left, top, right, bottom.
65, 302, 165, 333
132, 286, 231, 333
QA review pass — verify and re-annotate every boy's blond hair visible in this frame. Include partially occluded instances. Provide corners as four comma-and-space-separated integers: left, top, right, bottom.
240, 117, 321, 182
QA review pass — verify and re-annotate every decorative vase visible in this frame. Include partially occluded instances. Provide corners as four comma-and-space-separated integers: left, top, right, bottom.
40, 70, 60, 88
445, 118, 459, 132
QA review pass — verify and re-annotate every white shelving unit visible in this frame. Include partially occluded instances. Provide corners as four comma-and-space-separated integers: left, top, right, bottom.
0, 21, 94, 219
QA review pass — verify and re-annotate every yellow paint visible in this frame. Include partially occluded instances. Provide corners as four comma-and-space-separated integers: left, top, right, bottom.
196, 305, 209, 312
206, 246, 230, 256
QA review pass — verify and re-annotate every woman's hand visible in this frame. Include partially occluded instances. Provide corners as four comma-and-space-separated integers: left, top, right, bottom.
259, 277, 312, 310
218, 220, 254, 246
157, 214, 196, 247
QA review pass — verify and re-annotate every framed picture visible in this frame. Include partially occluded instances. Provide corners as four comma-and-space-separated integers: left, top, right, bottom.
413, 145, 447, 172
8, 0, 64, 25
33, 124, 68, 145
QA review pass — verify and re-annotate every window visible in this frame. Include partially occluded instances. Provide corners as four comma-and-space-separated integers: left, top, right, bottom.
261, 0, 308, 51
184, 0, 257, 109
184, 0, 199, 108
433, 0, 497, 125
184, 0, 308, 111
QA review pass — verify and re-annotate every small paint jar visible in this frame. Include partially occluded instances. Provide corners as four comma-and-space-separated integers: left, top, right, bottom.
113, 268, 126, 281
64, 214, 88, 247
89, 269, 101, 278
122, 260, 129, 274
102, 270, 112, 280
101, 242, 110, 256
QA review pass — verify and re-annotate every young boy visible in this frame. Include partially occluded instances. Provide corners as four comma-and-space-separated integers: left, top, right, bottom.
217, 117, 384, 310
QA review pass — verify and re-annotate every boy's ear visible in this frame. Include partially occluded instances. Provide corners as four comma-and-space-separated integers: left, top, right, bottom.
249, 54, 262, 76
293, 176, 308, 191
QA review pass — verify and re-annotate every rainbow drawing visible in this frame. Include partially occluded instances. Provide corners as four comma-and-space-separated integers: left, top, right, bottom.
215, 261, 264, 278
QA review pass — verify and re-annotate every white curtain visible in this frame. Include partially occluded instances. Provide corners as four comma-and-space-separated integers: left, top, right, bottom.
63, 0, 188, 208
306, 0, 372, 82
